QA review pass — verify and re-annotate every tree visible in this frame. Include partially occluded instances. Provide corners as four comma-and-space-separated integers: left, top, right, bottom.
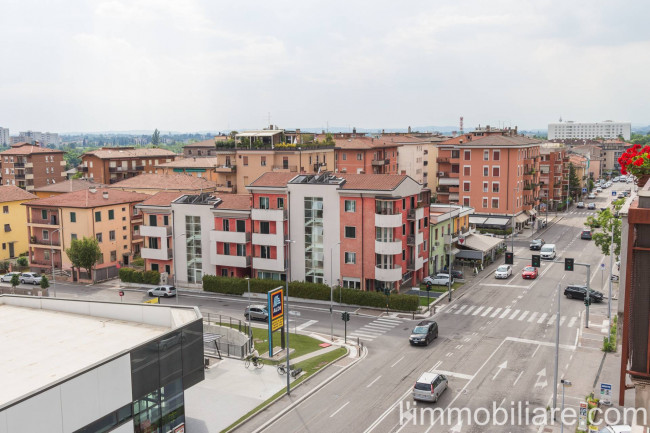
587, 178, 595, 192
567, 163, 581, 200
152, 129, 161, 146
65, 237, 102, 279
585, 198, 625, 257
322, 133, 335, 146
10, 274, 19, 292
40, 275, 50, 290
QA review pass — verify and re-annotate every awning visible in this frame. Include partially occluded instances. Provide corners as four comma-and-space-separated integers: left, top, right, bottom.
438, 178, 460, 186
461, 233, 505, 253
484, 217, 510, 226
515, 213, 529, 224
455, 249, 484, 260
526, 209, 538, 216
469, 216, 487, 225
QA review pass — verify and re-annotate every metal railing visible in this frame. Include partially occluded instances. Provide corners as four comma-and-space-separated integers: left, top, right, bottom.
203, 313, 252, 359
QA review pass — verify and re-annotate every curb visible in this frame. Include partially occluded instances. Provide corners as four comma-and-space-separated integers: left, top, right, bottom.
228, 345, 364, 432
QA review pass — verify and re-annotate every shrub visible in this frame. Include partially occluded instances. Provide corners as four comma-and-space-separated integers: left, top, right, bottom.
142, 270, 161, 285
132, 257, 145, 267
0, 260, 9, 273
119, 267, 159, 284
16, 256, 28, 267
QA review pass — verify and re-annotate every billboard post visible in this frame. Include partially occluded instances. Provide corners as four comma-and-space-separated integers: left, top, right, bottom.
267, 287, 284, 358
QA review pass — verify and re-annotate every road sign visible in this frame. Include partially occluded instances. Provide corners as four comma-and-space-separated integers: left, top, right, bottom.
600, 383, 612, 405
601, 263, 605, 269
582, 187, 588, 193
578, 401, 588, 431
612, 191, 617, 196
119, 290, 124, 297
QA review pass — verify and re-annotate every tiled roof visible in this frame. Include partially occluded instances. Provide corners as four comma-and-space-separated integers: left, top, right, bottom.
82, 147, 177, 159
216, 195, 252, 210
0, 144, 64, 155
334, 137, 402, 150
157, 157, 220, 168
33, 179, 105, 193
23, 188, 148, 208
338, 173, 408, 190
248, 172, 297, 188
107, 173, 217, 191
454, 135, 542, 147
0, 185, 38, 203
183, 139, 217, 148
139, 191, 184, 207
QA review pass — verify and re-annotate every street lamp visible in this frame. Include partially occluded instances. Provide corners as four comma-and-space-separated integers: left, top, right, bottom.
245, 277, 252, 349
511, 187, 519, 253
330, 241, 340, 342
50, 228, 60, 298
284, 239, 294, 396
560, 379, 572, 433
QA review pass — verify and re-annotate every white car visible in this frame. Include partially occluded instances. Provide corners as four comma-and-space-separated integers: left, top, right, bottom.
423, 274, 453, 286
596, 187, 603, 193
588, 193, 596, 199
495, 265, 512, 279
20, 272, 43, 285
0, 272, 20, 283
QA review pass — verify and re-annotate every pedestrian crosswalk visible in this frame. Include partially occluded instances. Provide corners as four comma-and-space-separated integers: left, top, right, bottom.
349, 317, 404, 341
441, 304, 579, 328
567, 211, 597, 216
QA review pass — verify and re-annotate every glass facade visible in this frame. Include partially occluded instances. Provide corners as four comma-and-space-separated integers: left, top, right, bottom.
185, 215, 202, 283
304, 197, 324, 283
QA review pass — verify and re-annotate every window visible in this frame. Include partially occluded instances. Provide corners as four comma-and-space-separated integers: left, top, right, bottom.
344, 226, 356, 238
41, 209, 47, 220
482, 198, 488, 208
222, 219, 230, 231
402, 224, 406, 235
109, 230, 116, 241
344, 200, 356, 212
2, 206, 8, 214
424, 217, 428, 227
483, 181, 488, 192
97, 253, 104, 265
357, 153, 362, 160
463, 182, 470, 192
463, 166, 470, 176
163, 215, 169, 226
236, 244, 246, 256
277, 197, 284, 209
96, 233, 103, 243
4, 224, 10, 232
71, 233, 77, 240
260, 245, 271, 259
236, 220, 246, 232
344, 252, 356, 264
224, 243, 231, 255
43, 250, 50, 260
492, 198, 499, 208
492, 182, 500, 193
492, 166, 500, 177
463, 150, 471, 161
342, 153, 347, 161
493, 150, 500, 161
260, 156, 266, 166
483, 150, 489, 161
110, 250, 117, 262
483, 166, 489, 176
260, 221, 270, 234
105, 209, 113, 220
42, 229, 49, 240
243, 156, 249, 166
463, 197, 470, 206
259, 197, 269, 209
70, 212, 76, 222
95, 211, 101, 222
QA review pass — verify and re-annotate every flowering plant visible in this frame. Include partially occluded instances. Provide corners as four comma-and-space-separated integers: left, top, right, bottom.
618, 144, 650, 179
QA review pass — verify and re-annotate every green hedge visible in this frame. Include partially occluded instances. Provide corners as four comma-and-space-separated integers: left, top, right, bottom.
202, 275, 419, 311
119, 268, 160, 285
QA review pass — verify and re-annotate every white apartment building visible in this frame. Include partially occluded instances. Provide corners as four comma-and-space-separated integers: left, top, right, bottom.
548, 120, 631, 141
0, 127, 9, 146
19, 130, 62, 146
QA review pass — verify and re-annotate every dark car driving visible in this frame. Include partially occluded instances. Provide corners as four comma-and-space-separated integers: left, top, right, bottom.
409, 321, 438, 346
564, 285, 604, 303
530, 239, 545, 250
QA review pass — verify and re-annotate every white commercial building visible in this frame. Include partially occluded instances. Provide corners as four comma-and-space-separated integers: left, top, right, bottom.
548, 120, 631, 141
0, 295, 204, 433
18, 131, 62, 146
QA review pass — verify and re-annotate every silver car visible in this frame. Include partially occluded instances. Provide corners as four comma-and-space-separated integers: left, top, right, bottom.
0, 272, 21, 283
245, 305, 269, 321
147, 285, 177, 297
413, 372, 448, 402
423, 274, 453, 286
20, 272, 43, 285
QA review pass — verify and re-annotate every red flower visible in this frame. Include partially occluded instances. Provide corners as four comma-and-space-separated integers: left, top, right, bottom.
634, 159, 644, 167
633, 144, 642, 151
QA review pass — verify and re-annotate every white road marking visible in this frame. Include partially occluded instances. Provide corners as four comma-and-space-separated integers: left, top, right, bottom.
531, 344, 541, 358
490, 308, 502, 318
506, 336, 576, 350
472, 306, 484, 316
445, 304, 458, 313
499, 397, 507, 407
568, 317, 577, 327
500, 308, 511, 319
367, 376, 382, 388
547, 315, 557, 326
481, 307, 493, 317
376, 318, 402, 324
463, 337, 471, 342
463, 306, 476, 315
391, 356, 404, 368
363, 323, 393, 330
454, 305, 467, 314
492, 361, 508, 380
349, 334, 374, 341
513, 371, 524, 386
350, 331, 381, 338
480, 283, 530, 289
330, 401, 350, 418
528, 312, 538, 323
509, 309, 521, 320
435, 370, 474, 380
296, 319, 318, 331
559, 316, 567, 326
445, 352, 453, 357
431, 361, 443, 371
455, 345, 463, 349
538, 313, 548, 324
518, 311, 529, 321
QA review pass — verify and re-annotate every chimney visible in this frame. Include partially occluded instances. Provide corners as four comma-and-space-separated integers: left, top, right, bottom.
296, 128, 301, 144
103, 191, 109, 199
89, 187, 97, 194
487, 125, 491, 131
353, 127, 357, 134
514, 126, 518, 135
382, 129, 385, 134
408, 126, 411, 133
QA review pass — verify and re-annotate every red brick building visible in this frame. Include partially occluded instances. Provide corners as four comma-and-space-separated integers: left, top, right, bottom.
539, 143, 569, 211
80, 147, 178, 184
0, 142, 66, 191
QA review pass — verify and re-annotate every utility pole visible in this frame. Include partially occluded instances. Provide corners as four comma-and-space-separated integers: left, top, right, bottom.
585, 263, 591, 328
608, 227, 614, 320
553, 282, 561, 418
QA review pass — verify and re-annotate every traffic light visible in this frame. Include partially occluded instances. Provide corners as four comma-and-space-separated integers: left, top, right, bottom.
565, 258, 575, 271
584, 297, 591, 307
505, 252, 514, 265
532, 255, 541, 268
341, 312, 350, 322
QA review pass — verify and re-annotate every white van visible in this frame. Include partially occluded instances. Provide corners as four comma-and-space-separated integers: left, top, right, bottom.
540, 243, 556, 260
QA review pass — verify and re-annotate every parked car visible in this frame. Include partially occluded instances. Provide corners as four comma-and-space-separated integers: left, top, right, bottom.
576, 202, 585, 209
495, 265, 512, 279
564, 285, 604, 303
244, 305, 269, 321
540, 244, 557, 260
596, 187, 603, 193
587, 203, 596, 210
413, 372, 448, 403
20, 272, 42, 285
522, 266, 538, 279
423, 274, 454, 286
529, 238, 545, 250
0, 272, 20, 283
147, 285, 177, 297
598, 425, 631, 433
449, 269, 464, 279
588, 193, 596, 199
409, 321, 438, 346
581, 229, 592, 240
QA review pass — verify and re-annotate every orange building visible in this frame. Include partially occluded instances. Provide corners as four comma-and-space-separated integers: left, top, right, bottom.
333, 136, 399, 175
539, 143, 569, 211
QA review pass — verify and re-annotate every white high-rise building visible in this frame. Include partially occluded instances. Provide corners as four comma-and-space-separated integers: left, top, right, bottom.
18, 130, 61, 146
548, 120, 631, 141
0, 127, 9, 146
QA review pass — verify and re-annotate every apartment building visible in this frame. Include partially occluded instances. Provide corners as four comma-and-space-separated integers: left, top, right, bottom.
600, 139, 630, 174
182, 138, 218, 157
333, 136, 398, 175
548, 120, 631, 141
23, 188, 149, 281
0, 186, 37, 260
32, 178, 105, 198
79, 147, 178, 184
0, 143, 66, 190
568, 154, 588, 192
396, 136, 446, 188
539, 143, 569, 211
429, 205, 473, 276
106, 173, 217, 195
18, 131, 61, 146
0, 127, 9, 146
157, 157, 233, 185
210, 195, 253, 279
247, 172, 431, 290
436, 132, 543, 229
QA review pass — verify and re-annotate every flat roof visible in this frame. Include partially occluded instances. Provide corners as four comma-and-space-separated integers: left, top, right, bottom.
0, 296, 200, 410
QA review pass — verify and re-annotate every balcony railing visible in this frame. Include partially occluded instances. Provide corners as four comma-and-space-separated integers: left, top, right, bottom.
371, 159, 390, 166
30, 238, 61, 246
13, 162, 25, 168
29, 218, 59, 226
272, 165, 298, 172
436, 157, 450, 163
407, 235, 415, 246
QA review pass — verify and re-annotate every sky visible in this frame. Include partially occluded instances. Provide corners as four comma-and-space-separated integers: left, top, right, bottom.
1, 0, 649, 133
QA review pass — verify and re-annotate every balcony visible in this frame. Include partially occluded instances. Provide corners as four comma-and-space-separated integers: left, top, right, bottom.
436, 186, 450, 193
449, 172, 460, 178
211, 254, 251, 268
216, 184, 235, 193
449, 186, 459, 193
523, 203, 533, 211
436, 157, 450, 163
28, 218, 59, 227
141, 247, 173, 261
253, 257, 285, 272
272, 165, 298, 172
29, 237, 61, 248
210, 230, 250, 244
132, 234, 143, 243
214, 165, 237, 173
375, 239, 402, 255
252, 232, 285, 246
140, 225, 172, 238
371, 159, 390, 166
29, 259, 60, 268
437, 172, 449, 178
375, 265, 402, 282
407, 207, 424, 221
13, 162, 25, 168
131, 213, 143, 222
251, 208, 287, 221
407, 235, 415, 246
375, 212, 402, 228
